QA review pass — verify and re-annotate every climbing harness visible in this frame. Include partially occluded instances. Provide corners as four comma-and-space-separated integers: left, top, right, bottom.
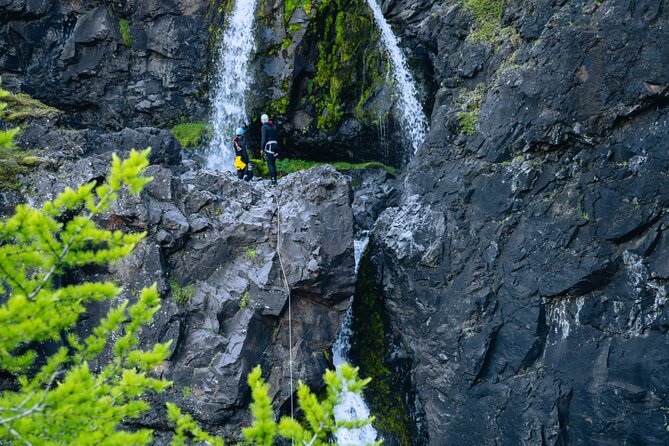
264, 140, 278, 156
274, 191, 294, 419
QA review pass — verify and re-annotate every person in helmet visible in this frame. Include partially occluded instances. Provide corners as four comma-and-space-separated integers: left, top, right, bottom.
260, 114, 279, 186
233, 127, 253, 181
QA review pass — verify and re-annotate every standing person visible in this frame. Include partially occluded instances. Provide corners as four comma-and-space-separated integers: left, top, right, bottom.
260, 114, 279, 186
233, 127, 253, 181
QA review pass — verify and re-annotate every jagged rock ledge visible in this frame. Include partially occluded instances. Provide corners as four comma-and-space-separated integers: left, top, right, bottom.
8, 128, 359, 439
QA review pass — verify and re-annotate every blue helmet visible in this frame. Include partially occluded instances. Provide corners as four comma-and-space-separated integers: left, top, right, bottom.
235, 127, 245, 136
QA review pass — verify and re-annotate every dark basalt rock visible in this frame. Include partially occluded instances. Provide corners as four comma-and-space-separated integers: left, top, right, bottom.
17, 124, 182, 166
369, 0, 669, 444
347, 166, 400, 231
0, 0, 211, 130
19, 148, 356, 439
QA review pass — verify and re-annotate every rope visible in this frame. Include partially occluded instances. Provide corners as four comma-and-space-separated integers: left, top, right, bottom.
273, 191, 294, 420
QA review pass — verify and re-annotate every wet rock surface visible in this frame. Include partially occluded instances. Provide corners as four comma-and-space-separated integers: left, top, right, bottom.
3, 0, 669, 444
16, 140, 356, 438
0, 0, 427, 165
370, 0, 669, 444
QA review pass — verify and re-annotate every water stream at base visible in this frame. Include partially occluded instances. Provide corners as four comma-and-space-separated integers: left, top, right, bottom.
331, 3, 429, 440
365, 0, 428, 154
206, 0, 259, 171
332, 235, 378, 445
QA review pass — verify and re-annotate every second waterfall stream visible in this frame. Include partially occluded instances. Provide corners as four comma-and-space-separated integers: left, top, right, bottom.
365, 0, 428, 153
204, 0, 426, 438
332, 236, 378, 445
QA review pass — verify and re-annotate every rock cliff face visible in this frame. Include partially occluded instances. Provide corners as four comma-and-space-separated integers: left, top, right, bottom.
3, 0, 669, 444
367, 0, 669, 444
7, 127, 357, 439
0, 0, 216, 129
0, 0, 430, 164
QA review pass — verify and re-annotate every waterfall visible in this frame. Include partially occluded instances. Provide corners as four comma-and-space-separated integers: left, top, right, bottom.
206, 0, 259, 171
332, 235, 379, 445
365, 0, 428, 154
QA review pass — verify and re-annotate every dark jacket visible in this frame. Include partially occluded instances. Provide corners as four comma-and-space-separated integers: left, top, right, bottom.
233, 136, 249, 164
261, 123, 279, 154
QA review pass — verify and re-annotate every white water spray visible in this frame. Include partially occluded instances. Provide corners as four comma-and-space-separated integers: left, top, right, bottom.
206, 0, 259, 171
366, 0, 428, 153
333, 236, 379, 445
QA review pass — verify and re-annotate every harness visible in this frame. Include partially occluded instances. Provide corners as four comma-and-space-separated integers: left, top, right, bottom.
264, 140, 278, 156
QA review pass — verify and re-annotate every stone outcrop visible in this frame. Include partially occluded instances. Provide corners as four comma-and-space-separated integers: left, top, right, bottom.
13, 134, 356, 438
0, 0, 213, 129
366, 0, 669, 444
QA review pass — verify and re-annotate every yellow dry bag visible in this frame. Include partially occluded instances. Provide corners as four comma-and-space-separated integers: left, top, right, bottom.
235, 156, 246, 170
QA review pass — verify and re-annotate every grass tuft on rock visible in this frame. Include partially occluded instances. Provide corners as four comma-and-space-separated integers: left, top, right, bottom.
250, 158, 396, 179
456, 83, 486, 135
169, 278, 196, 307
0, 92, 62, 124
170, 121, 209, 149
463, 0, 519, 44
0, 80, 54, 189
119, 18, 132, 47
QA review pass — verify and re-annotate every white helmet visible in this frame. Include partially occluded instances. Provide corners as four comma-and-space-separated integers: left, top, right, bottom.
261, 114, 269, 124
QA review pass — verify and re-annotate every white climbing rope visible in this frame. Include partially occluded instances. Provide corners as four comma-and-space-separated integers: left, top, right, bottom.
273, 190, 295, 420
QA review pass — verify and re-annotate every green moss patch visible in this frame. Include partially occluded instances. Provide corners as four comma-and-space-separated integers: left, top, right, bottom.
118, 18, 132, 47
284, 0, 313, 22
170, 121, 209, 149
308, 0, 388, 131
456, 83, 486, 136
0, 146, 29, 190
0, 81, 54, 189
250, 158, 396, 179
462, 0, 519, 44
349, 250, 413, 446
169, 278, 196, 307
0, 92, 62, 124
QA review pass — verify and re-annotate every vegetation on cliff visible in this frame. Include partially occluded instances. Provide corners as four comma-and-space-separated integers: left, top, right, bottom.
170, 121, 210, 149
0, 80, 54, 189
310, 0, 388, 130
350, 250, 413, 445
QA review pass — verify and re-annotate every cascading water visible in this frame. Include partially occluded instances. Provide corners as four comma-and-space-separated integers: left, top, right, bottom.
366, 0, 428, 154
206, 0, 259, 171
333, 235, 379, 445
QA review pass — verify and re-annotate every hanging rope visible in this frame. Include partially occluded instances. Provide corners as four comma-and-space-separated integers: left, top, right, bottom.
273, 192, 294, 420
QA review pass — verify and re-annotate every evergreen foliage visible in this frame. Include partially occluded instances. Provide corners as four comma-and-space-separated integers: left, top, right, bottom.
243, 363, 380, 446
167, 403, 224, 446
0, 149, 228, 445
0, 149, 168, 444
